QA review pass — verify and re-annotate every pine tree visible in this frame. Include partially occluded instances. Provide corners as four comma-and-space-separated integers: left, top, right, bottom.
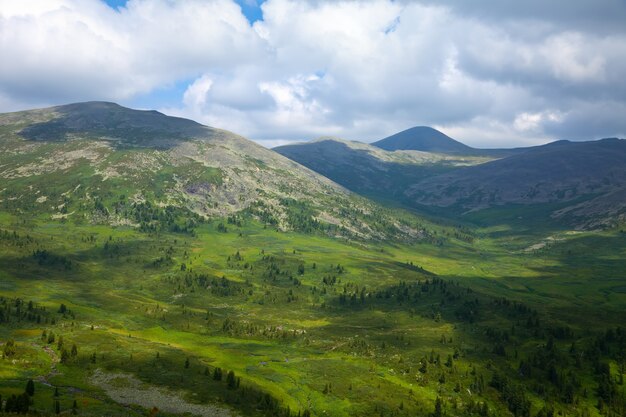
226, 370, 237, 389
3, 339, 16, 357
433, 396, 444, 417
25, 379, 35, 396
61, 349, 70, 364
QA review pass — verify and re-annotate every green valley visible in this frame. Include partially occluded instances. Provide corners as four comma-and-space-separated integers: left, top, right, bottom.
1, 103, 625, 417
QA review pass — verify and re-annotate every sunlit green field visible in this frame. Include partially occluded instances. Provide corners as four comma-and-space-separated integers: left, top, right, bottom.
1, 207, 626, 417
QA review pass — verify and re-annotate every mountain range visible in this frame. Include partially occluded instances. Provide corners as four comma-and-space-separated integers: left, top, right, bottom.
4, 101, 623, 230
0, 102, 423, 240
275, 130, 626, 228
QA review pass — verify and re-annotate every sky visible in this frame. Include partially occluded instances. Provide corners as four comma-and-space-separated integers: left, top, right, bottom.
1, 0, 625, 148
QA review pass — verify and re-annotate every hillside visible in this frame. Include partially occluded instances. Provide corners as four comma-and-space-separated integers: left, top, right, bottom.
408, 138, 626, 227
274, 137, 490, 201
1, 103, 626, 417
0, 102, 423, 240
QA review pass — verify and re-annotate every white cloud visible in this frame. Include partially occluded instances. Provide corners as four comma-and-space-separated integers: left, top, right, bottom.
1, 0, 625, 146
0, 0, 259, 102
183, 75, 214, 109
514, 111, 563, 133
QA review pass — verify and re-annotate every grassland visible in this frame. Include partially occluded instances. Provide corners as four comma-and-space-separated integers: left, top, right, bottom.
1, 208, 625, 417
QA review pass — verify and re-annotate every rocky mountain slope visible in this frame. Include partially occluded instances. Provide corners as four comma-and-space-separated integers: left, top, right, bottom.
0, 102, 423, 240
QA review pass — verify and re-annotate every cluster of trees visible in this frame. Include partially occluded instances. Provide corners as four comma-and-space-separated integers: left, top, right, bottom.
0, 379, 36, 414
244, 201, 280, 228
0, 228, 34, 248
192, 359, 305, 417
441, 226, 475, 244
132, 202, 200, 235
151, 245, 176, 268
32, 249, 73, 270
41, 330, 79, 364
227, 215, 243, 227
221, 317, 303, 340
246, 198, 330, 234
490, 372, 532, 417
277, 198, 324, 234
250, 254, 306, 287
1, 392, 30, 414
245, 197, 451, 242
0, 297, 54, 324
165, 270, 245, 297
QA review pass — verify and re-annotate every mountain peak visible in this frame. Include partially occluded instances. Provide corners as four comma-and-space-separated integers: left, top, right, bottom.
17, 101, 209, 148
373, 126, 474, 154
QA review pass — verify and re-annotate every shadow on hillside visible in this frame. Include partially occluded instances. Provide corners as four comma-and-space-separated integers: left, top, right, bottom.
19, 102, 211, 149
277, 140, 459, 203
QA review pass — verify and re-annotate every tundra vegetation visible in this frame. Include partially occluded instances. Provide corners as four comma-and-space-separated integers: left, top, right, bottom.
0, 104, 625, 417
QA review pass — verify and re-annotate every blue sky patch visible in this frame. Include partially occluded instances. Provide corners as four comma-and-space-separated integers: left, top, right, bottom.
125, 78, 195, 111
103, 0, 264, 24
235, 0, 266, 24
103, 0, 127, 10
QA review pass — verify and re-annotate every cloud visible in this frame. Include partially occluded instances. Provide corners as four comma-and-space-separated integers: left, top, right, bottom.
183, 75, 214, 109
0, 0, 260, 102
1, 0, 625, 147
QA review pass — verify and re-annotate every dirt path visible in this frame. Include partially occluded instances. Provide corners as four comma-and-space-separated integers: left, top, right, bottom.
89, 369, 236, 417
34, 344, 60, 387
36, 345, 234, 417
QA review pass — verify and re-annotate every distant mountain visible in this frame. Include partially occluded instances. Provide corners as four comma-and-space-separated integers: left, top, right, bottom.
0, 102, 424, 240
408, 138, 626, 227
373, 126, 524, 157
274, 137, 491, 201
373, 126, 475, 154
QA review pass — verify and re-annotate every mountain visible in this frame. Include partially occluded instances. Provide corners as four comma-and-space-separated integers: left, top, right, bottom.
0, 102, 423, 240
373, 126, 525, 157
407, 138, 626, 227
276, 134, 626, 228
373, 126, 475, 154
16, 101, 210, 147
274, 137, 491, 201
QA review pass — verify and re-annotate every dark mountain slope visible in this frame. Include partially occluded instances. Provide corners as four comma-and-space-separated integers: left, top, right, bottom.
373, 126, 474, 154
18, 101, 209, 148
373, 126, 528, 157
274, 137, 491, 201
407, 138, 626, 227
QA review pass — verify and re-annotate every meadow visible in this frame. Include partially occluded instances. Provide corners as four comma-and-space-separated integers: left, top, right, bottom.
1, 206, 625, 417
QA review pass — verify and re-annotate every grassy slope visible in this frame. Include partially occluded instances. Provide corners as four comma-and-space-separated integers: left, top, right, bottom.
1, 207, 625, 417
1, 105, 625, 417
